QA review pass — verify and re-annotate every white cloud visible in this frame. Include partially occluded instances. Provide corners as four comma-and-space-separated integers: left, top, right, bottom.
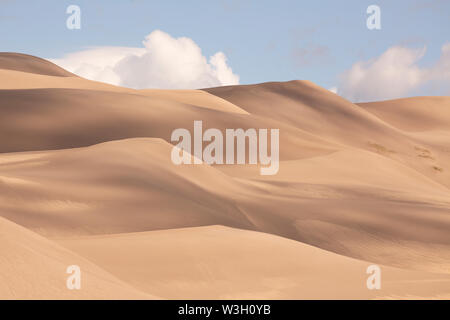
50, 30, 239, 89
428, 43, 450, 92
336, 43, 450, 102
328, 86, 337, 94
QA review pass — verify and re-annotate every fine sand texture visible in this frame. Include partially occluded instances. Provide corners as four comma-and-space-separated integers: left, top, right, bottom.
0, 52, 449, 299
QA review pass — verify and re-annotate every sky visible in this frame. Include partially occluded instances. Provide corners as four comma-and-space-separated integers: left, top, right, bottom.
0, 0, 449, 101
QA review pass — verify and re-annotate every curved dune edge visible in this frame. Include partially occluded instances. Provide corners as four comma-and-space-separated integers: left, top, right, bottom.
0, 53, 75, 77
0, 217, 157, 299
139, 89, 249, 115
1, 137, 449, 275
0, 68, 248, 115
56, 225, 450, 300
1, 53, 450, 299
359, 97, 450, 132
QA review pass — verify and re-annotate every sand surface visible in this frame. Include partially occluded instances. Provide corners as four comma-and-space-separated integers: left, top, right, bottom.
1, 53, 449, 299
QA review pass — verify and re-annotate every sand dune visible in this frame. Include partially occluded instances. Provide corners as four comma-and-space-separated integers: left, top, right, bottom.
140, 89, 249, 115
1, 138, 449, 274
0, 53, 449, 299
0, 53, 74, 77
0, 86, 334, 162
359, 97, 450, 132
0, 216, 154, 299
57, 225, 450, 299
0, 138, 255, 236
0, 69, 133, 92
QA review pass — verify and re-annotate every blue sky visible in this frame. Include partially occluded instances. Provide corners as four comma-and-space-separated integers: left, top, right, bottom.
1, 0, 449, 100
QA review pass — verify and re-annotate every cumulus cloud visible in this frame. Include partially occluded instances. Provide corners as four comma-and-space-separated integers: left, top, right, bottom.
336, 44, 450, 102
337, 47, 426, 102
50, 30, 239, 89
428, 43, 450, 91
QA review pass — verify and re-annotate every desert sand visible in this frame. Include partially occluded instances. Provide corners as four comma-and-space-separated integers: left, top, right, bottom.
0, 52, 449, 299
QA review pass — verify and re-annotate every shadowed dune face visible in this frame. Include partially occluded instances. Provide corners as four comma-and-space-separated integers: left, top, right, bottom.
205, 82, 450, 189
0, 87, 335, 161
203, 81, 402, 147
0, 139, 256, 236
1, 53, 450, 299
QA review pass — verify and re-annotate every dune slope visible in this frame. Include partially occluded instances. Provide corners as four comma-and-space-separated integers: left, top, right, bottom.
0, 52, 75, 77
1, 53, 450, 299
57, 225, 450, 299
1, 137, 449, 273
0, 216, 155, 299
